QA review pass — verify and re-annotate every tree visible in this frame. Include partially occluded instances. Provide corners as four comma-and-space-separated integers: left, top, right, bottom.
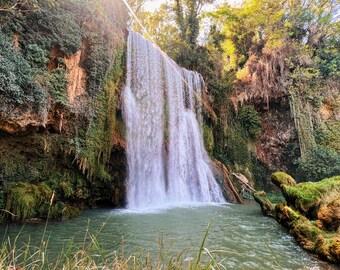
132, 0, 215, 67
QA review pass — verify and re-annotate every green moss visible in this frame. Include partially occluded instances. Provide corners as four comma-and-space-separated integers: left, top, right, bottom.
72, 45, 125, 179
253, 191, 275, 216
3, 182, 52, 221
254, 186, 340, 262
329, 237, 340, 262
282, 205, 301, 221
271, 172, 296, 187
283, 176, 340, 215
290, 218, 323, 250
203, 124, 214, 156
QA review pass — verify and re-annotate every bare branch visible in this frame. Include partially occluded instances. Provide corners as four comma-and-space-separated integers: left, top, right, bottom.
0, 2, 19, 11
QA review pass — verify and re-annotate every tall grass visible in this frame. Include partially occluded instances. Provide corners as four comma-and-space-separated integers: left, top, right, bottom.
0, 220, 232, 270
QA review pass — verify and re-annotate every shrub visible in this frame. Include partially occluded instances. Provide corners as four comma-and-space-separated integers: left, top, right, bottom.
294, 146, 340, 182
24, 43, 49, 67
46, 68, 68, 106
314, 121, 340, 152
0, 30, 46, 110
238, 105, 262, 139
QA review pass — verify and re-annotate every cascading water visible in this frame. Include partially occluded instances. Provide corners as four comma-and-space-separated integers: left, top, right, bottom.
123, 30, 225, 209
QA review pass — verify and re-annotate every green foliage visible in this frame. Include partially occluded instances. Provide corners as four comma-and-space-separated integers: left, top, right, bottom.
173, 0, 214, 46
314, 121, 340, 152
3, 182, 52, 221
318, 48, 340, 78
222, 128, 251, 166
208, 74, 234, 111
72, 45, 125, 179
203, 124, 214, 156
238, 105, 262, 139
0, 30, 45, 110
47, 171, 89, 202
5, 3, 82, 55
0, 189, 4, 209
294, 146, 340, 182
251, 157, 272, 190
46, 68, 68, 106
24, 43, 49, 67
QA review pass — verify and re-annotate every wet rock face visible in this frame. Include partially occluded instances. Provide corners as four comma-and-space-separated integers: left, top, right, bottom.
255, 101, 298, 171
210, 159, 243, 204
0, 131, 128, 221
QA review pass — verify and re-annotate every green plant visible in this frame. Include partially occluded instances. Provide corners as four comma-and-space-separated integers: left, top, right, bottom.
0, 222, 229, 269
203, 124, 214, 156
294, 146, 340, 182
24, 43, 49, 67
238, 105, 262, 139
72, 45, 125, 179
314, 121, 340, 152
3, 182, 52, 221
46, 68, 68, 106
0, 30, 46, 110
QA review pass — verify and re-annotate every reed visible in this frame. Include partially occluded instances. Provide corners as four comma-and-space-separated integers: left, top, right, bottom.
0, 221, 230, 270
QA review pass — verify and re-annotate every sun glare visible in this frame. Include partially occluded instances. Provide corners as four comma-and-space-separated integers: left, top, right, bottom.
143, 0, 242, 12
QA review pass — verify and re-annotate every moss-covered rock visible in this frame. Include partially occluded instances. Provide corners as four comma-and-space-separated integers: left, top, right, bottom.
317, 192, 340, 231
253, 173, 340, 263
275, 203, 301, 227
283, 176, 340, 218
271, 172, 296, 188
253, 191, 275, 217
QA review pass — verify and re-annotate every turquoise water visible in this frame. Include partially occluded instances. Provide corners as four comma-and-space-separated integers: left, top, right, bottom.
0, 202, 337, 269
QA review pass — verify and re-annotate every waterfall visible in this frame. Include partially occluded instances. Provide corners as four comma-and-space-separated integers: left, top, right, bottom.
123, 30, 225, 209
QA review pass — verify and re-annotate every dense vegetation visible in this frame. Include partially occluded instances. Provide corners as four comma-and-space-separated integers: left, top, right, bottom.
134, 0, 340, 187
0, 0, 339, 222
0, 0, 128, 221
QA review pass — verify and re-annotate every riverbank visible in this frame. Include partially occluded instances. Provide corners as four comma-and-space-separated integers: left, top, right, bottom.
254, 173, 340, 264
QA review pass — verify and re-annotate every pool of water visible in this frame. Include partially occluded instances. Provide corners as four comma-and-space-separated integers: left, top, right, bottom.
0, 202, 337, 269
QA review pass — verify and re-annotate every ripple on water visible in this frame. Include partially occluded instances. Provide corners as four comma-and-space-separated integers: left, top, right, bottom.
0, 203, 338, 270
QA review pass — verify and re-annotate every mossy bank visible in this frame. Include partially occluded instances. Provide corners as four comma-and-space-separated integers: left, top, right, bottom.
254, 172, 340, 263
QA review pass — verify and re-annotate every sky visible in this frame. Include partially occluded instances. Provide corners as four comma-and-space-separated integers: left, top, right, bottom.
143, 0, 242, 12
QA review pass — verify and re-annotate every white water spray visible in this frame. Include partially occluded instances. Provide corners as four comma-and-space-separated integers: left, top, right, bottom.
123, 30, 225, 209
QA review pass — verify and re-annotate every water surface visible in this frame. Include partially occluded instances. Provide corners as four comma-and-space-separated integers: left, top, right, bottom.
0, 202, 337, 269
